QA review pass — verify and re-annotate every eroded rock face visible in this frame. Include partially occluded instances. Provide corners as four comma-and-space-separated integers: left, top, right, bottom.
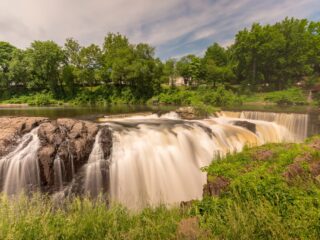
0, 117, 113, 194
37, 118, 101, 191
0, 117, 47, 157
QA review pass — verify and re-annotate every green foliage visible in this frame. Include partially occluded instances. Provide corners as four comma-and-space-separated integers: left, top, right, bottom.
196, 139, 320, 239
264, 88, 307, 105
0, 195, 182, 240
1, 18, 320, 105
154, 86, 241, 107
243, 88, 308, 105
2, 92, 62, 106
234, 18, 318, 91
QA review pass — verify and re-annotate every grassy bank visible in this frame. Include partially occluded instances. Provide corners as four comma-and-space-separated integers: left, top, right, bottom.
242, 87, 309, 106
1, 86, 311, 109
1, 136, 320, 239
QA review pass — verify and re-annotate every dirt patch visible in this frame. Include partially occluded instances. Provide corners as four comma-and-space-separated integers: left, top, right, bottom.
176, 217, 201, 240
283, 163, 305, 182
309, 161, 320, 177
203, 176, 230, 197
252, 149, 274, 161
294, 153, 313, 163
308, 139, 320, 150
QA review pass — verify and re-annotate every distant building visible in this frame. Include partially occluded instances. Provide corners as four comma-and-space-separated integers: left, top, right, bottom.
169, 76, 191, 86
169, 76, 184, 86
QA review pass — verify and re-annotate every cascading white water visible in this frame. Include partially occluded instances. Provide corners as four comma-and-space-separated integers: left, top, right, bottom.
219, 111, 309, 142
54, 156, 65, 190
84, 130, 109, 196
0, 110, 310, 209
0, 127, 41, 195
100, 112, 300, 209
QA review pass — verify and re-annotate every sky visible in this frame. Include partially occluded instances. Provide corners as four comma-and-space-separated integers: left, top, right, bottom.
0, 0, 320, 60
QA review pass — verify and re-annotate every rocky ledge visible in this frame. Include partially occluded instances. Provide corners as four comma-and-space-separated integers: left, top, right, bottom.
0, 117, 47, 157
0, 117, 112, 192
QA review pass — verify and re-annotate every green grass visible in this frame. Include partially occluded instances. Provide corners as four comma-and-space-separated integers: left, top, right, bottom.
0, 195, 183, 240
242, 87, 309, 106
149, 86, 241, 107
2, 137, 320, 239
1, 92, 64, 106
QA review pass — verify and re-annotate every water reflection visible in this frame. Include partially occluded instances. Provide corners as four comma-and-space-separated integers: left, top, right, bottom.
0, 105, 176, 121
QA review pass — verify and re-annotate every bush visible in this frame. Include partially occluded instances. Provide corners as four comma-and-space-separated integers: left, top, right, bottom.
153, 86, 242, 108
264, 88, 307, 105
2, 92, 61, 106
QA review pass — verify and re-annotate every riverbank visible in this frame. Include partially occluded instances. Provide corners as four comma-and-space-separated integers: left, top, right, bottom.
1, 86, 313, 109
1, 135, 320, 239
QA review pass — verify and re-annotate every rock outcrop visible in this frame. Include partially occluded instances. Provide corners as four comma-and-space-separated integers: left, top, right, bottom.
233, 120, 256, 133
0, 117, 47, 157
0, 117, 113, 193
37, 118, 100, 190
203, 176, 230, 197
175, 107, 197, 120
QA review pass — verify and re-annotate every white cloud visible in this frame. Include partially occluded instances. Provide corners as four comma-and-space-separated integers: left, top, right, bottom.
0, 0, 319, 58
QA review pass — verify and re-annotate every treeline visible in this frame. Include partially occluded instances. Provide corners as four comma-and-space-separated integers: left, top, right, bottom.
0, 33, 162, 100
164, 17, 320, 91
0, 17, 319, 102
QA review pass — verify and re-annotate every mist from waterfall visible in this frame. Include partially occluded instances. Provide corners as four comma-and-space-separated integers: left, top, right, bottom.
0, 127, 41, 195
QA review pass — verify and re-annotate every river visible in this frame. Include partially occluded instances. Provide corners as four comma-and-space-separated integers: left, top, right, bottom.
0, 104, 320, 209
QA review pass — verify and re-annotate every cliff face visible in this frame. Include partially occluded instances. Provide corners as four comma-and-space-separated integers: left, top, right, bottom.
0, 117, 112, 194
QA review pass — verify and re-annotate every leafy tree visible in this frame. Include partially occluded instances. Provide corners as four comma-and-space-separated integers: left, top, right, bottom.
0, 42, 16, 97
163, 59, 177, 85
27, 41, 65, 97
8, 49, 31, 92
204, 43, 228, 67
176, 55, 201, 86
78, 44, 102, 87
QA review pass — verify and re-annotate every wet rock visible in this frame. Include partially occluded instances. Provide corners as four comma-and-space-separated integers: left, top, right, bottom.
0, 117, 47, 157
175, 107, 197, 120
100, 127, 113, 163
203, 176, 230, 197
37, 119, 100, 190
233, 120, 256, 133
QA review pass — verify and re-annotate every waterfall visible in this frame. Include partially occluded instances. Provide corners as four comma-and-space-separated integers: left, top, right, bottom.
101, 112, 300, 209
0, 127, 41, 195
84, 130, 110, 197
54, 156, 65, 190
0, 110, 310, 209
219, 111, 309, 142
